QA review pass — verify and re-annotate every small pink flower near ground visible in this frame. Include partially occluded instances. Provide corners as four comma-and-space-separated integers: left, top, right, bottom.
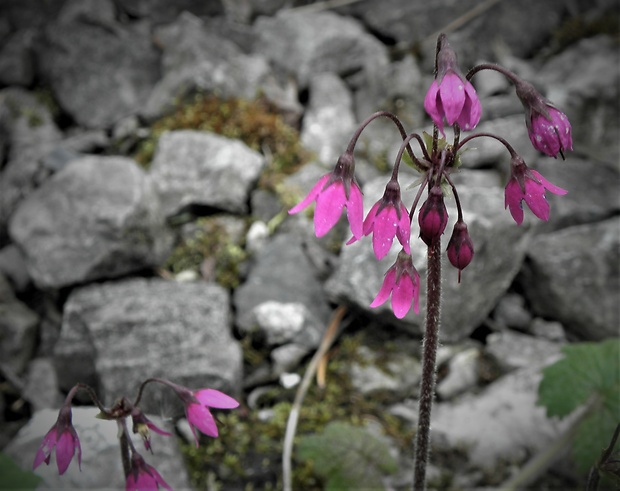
33, 404, 82, 476
370, 250, 420, 318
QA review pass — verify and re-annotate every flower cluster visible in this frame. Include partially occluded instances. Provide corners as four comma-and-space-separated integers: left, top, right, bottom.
289, 33, 571, 318
32, 380, 239, 490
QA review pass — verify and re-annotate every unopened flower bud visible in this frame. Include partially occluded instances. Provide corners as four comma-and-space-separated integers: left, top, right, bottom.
447, 220, 474, 282
418, 185, 448, 246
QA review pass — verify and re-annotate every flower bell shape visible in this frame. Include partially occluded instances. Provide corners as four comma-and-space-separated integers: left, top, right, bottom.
370, 250, 420, 318
126, 451, 172, 491
33, 404, 82, 475
418, 185, 448, 246
515, 79, 573, 158
505, 155, 567, 225
131, 407, 172, 451
171, 384, 239, 446
288, 152, 363, 239
424, 36, 481, 135
350, 178, 411, 260
446, 220, 474, 282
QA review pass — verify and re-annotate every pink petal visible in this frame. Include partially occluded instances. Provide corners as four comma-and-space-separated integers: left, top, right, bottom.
371, 207, 398, 260
370, 269, 396, 309
147, 421, 173, 436
391, 274, 414, 319
395, 204, 411, 254
524, 180, 550, 221
314, 182, 345, 237
195, 389, 239, 409
504, 179, 524, 225
423, 81, 442, 126
438, 72, 466, 126
55, 431, 75, 475
363, 201, 381, 236
346, 183, 364, 239
288, 174, 330, 215
457, 82, 481, 130
150, 466, 173, 491
187, 403, 219, 440
530, 170, 567, 196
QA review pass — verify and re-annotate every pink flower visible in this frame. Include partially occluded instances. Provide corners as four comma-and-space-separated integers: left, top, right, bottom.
288, 152, 363, 239
424, 37, 481, 135
515, 79, 572, 158
505, 155, 567, 225
446, 220, 474, 282
349, 179, 411, 260
418, 185, 448, 246
171, 385, 239, 446
370, 250, 420, 318
33, 404, 81, 475
126, 452, 172, 491
131, 407, 172, 451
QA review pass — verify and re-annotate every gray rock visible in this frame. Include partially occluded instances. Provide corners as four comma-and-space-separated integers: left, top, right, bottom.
54, 278, 243, 412
233, 232, 331, 347
529, 318, 567, 342
0, 273, 39, 374
521, 217, 620, 340
270, 343, 308, 376
149, 130, 266, 216
144, 12, 271, 120
349, 345, 421, 397
0, 244, 30, 292
117, 0, 223, 23
0, 88, 62, 229
485, 330, 563, 372
252, 301, 315, 346
436, 346, 481, 400
492, 293, 532, 331
432, 361, 570, 471
8, 156, 173, 289
36, 19, 159, 129
56, 0, 117, 25
0, 28, 36, 86
532, 155, 620, 231
254, 10, 389, 89
301, 72, 357, 165
22, 358, 63, 412
4, 407, 190, 490
325, 170, 534, 341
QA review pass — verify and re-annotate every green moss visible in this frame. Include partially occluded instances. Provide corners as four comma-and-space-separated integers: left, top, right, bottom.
134, 93, 311, 189
162, 216, 248, 289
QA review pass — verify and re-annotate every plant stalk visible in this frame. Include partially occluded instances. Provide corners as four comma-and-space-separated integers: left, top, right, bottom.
413, 239, 442, 490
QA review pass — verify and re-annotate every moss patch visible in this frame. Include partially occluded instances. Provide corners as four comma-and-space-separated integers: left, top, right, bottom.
134, 93, 311, 191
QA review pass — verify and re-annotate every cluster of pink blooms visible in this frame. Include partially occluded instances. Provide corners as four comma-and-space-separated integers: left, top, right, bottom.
289, 34, 572, 319
33, 380, 239, 490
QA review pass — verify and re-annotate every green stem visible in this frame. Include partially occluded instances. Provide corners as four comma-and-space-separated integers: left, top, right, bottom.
413, 240, 442, 490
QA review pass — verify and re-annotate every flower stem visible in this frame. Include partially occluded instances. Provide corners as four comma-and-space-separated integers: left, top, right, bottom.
413, 239, 442, 491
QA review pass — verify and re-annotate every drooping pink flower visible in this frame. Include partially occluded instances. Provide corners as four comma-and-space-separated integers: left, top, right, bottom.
171, 385, 239, 446
33, 404, 81, 475
504, 155, 567, 225
126, 451, 172, 491
370, 250, 420, 319
446, 220, 474, 282
349, 179, 411, 260
424, 36, 481, 135
418, 185, 448, 246
131, 407, 172, 451
515, 79, 573, 158
288, 152, 363, 239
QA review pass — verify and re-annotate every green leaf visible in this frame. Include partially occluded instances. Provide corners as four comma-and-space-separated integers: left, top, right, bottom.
574, 411, 619, 473
0, 453, 42, 490
297, 421, 397, 490
537, 339, 620, 418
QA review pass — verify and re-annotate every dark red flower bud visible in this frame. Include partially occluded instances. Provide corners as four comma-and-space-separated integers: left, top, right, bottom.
447, 220, 474, 282
418, 185, 448, 246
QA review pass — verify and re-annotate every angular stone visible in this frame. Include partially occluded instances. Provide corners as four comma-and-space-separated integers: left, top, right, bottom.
8, 156, 173, 289
36, 19, 159, 129
54, 278, 243, 412
4, 407, 190, 490
149, 130, 266, 216
485, 330, 563, 372
521, 217, 620, 340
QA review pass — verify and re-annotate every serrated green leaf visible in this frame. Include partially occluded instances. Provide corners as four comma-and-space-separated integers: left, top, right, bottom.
574, 410, 618, 473
537, 339, 620, 418
0, 453, 42, 490
297, 421, 397, 490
